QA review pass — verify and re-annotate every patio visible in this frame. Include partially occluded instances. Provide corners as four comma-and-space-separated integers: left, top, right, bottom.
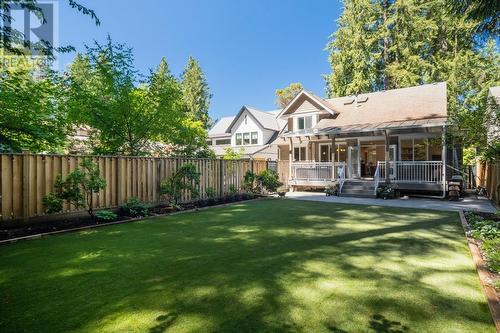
285, 191, 497, 213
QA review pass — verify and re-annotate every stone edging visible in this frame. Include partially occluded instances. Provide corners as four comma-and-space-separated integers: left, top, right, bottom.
0, 198, 269, 246
459, 210, 500, 332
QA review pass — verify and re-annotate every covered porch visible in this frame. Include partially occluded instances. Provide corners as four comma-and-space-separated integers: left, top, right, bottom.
279, 119, 450, 195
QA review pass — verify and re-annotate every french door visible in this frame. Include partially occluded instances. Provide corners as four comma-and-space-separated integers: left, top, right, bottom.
348, 146, 360, 178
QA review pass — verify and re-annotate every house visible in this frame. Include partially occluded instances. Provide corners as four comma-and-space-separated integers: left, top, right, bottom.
275, 82, 458, 197
208, 106, 285, 160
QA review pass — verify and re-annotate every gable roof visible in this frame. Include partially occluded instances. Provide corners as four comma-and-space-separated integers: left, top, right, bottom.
314, 82, 447, 132
226, 106, 286, 132
208, 116, 234, 138
277, 90, 339, 118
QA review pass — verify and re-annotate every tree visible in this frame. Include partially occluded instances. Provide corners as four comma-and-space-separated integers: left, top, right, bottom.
160, 163, 200, 204
223, 147, 244, 160
180, 56, 212, 129
0, 58, 69, 152
275, 82, 304, 107
43, 159, 106, 219
446, 0, 499, 35
66, 38, 187, 156
0, 0, 99, 57
325, 0, 500, 150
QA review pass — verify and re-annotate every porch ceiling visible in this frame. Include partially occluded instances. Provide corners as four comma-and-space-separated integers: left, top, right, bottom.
281, 117, 446, 139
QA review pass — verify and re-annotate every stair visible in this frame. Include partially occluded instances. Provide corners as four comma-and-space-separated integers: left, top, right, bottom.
340, 180, 376, 198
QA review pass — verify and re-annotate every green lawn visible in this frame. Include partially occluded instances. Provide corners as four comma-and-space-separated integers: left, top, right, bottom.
0, 199, 493, 332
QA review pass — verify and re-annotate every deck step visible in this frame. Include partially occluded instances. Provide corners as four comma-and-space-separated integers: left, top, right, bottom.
340, 180, 376, 198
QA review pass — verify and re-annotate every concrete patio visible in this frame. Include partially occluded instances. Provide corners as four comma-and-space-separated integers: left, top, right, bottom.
284, 191, 497, 213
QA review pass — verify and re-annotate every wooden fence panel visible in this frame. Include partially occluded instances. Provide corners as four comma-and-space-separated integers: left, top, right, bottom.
476, 161, 500, 206
0, 154, 278, 223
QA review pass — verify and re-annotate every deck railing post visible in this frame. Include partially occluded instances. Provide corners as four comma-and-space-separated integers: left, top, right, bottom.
331, 135, 336, 180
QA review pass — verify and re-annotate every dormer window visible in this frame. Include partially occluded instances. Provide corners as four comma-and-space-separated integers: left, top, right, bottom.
296, 115, 316, 130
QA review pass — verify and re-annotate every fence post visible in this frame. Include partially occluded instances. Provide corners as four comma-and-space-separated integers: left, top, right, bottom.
22, 150, 30, 222
219, 158, 224, 197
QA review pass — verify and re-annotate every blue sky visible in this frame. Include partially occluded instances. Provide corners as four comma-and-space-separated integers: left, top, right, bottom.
57, 0, 342, 120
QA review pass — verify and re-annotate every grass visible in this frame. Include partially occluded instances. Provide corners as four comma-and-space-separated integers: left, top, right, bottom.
0, 199, 493, 332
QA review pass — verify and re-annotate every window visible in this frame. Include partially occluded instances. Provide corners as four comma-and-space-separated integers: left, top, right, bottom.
206, 140, 212, 146
401, 139, 413, 161
293, 146, 307, 161
429, 139, 442, 161
414, 139, 427, 161
243, 132, 250, 145
236, 133, 242, 145
215, 139, 231, 145
296, 115, 315, 130
251, 132, 258, 144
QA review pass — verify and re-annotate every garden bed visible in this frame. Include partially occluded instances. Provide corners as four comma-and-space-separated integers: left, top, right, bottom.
0, 194, 260, 242
463, 210, 500, 289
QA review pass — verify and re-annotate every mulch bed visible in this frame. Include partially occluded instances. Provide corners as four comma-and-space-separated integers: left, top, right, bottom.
0, 196, 260, 242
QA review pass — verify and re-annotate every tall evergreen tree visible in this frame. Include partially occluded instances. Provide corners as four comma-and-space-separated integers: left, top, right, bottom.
180, 56, 212, 129
326, 0, 500, 150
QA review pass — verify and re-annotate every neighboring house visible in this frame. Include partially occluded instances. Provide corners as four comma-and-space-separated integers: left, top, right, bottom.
276, 82, 459, 196
208, 106, 285, 160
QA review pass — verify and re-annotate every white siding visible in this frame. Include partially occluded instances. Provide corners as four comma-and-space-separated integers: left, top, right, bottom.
231, 110, 263, 146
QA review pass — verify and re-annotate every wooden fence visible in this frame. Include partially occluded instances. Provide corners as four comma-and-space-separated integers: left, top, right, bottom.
0, 153, 270, 223
476, 160, 500, 206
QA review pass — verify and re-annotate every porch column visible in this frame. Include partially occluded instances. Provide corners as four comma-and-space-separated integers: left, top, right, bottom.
384, 130, 390, 183
331, 135, 336, 180
288, 137, 293, 183
441, 125, 447, 194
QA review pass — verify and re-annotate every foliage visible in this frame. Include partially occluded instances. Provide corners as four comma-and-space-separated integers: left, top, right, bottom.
242, 169, 282, 193
120, 197, 150, 217
95, 210, 118, 222
257, 169, 283, 193
205, 187, 216, 199
180, 56, 212, 129
0, 0, 99, 57
446, 0, 499, 35
325, 184, 339, 196
228, 184, 238, 194
465, 211, 500, 273
223, 147, 244, 160
0, 59, 69, 153
376, 184, 397, 199
275, 82, 303, 108
325, 0, 500, 149
160, 163, 200, 204
43, 159, 106, 219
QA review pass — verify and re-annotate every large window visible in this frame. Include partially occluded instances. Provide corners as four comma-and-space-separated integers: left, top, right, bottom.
400, 137, 442, 161
215, 139, 231, 145
293, 146, 307, 161
251, 132, 258, 144
235, 131, 258, 145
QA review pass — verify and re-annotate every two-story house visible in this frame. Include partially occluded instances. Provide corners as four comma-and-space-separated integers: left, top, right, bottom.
208, 106, 285, 160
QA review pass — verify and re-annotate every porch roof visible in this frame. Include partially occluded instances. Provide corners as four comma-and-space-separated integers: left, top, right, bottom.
281, 117, 447, 138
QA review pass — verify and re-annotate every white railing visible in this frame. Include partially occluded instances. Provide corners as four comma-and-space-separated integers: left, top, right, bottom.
373, 164, 381, 195
377, 161, 444, 184
291, 161, 346, 181
338, 163, 346, 192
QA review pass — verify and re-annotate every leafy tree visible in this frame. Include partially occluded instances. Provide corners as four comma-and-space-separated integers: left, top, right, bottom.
0, 0, 99, 56
223, 147, 244, 160
160, 163, 200, 204
275, 82, 303, 107
0, 58, 69, 152
43, 159, 106, 219
180, 56, 212, 129
66, 38, 188, 156
326, 0, 500, 151
446, 0, 499, 35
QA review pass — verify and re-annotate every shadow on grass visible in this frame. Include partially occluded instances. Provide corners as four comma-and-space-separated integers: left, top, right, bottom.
0, 199, 493, 332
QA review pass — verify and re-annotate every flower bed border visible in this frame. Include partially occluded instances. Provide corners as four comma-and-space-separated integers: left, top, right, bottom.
459, 210, 500, 331
0, 197, 268, 246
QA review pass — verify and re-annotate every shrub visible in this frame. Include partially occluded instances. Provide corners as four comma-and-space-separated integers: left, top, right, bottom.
376, 184, 397, 199
205, 187, 216, 198
43, 159, 106, 219
95, 210, 118, 222
242, 170, 259, 193
121, 197, 149, 217
228, 184, 238, 194
482, 238, 500, 273
324, 184, 338, 196
160, 163, 200, 205
257, 169, 283, 193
